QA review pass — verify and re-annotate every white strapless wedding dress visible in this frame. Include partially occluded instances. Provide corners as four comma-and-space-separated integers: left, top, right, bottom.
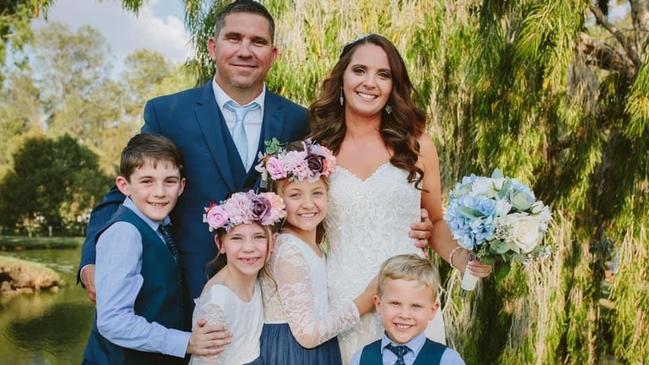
325, 163, 446, 364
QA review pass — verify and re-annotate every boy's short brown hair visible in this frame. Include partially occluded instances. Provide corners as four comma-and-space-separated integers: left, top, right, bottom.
378, 254, 441, 301
120, 133, 184, 180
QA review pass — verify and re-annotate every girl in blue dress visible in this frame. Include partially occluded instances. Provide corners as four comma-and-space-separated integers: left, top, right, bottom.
190, 191, 286, 365
257, 139, 377, 365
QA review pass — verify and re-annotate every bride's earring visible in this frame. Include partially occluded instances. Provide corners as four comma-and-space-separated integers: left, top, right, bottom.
339, 87, 344, 106
385, 104, 392, 114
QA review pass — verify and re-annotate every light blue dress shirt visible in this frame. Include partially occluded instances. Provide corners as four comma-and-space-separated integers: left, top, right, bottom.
349, 332, 465, 365
95, 197, 190, 358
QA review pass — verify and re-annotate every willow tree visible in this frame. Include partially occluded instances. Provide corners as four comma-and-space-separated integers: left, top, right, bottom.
120, 1, 648, 363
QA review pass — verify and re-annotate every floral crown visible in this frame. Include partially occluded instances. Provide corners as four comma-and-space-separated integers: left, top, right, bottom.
203, 190, 286, 232
255, 138, 336, 185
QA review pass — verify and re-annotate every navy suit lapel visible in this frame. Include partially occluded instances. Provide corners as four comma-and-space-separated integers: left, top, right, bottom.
193, 82, 237, 191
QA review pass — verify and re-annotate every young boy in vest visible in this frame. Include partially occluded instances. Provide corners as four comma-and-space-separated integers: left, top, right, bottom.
350, 254, 465, 365
83, 134, 228, 365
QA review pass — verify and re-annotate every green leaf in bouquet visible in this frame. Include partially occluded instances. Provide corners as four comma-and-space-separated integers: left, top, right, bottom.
494, 261, 511, 282
459, 206, 484, 218
497, 179, 513, 199
511, 191, 533, 211
476, 250, 496, 265
489, 240, 510, 254
491, 168, 504, 179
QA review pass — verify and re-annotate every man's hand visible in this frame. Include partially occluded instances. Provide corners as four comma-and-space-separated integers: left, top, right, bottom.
187, 319, 232, 356
411, 209, 433, 250
80, 265, 96, 303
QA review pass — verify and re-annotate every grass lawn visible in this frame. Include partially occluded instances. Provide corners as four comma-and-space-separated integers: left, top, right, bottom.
0, 235, 83, 251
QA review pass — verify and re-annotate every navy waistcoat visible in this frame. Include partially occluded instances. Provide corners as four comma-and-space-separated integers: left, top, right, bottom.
359, 337, 446, 365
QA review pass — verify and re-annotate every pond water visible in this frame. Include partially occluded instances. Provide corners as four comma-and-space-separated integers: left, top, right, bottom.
0, 248, 94, 365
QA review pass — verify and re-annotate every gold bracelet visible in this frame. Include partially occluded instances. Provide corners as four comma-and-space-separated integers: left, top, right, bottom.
449, 246, 464, 270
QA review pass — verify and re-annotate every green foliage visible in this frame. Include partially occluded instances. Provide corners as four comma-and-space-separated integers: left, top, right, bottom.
0, 1, 52, 79
0, 135, 110, 230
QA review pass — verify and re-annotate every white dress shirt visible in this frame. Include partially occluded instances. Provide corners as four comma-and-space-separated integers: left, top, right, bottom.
212, 79, 265, 170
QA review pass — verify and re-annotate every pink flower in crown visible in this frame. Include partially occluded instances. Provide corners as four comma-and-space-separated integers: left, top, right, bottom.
223, 192, 253, 225
282, 150, 308, 169
281, 150, 309, 181
260, 192, 287, 224
204, 204, 229, 231
265, 156, 287, 180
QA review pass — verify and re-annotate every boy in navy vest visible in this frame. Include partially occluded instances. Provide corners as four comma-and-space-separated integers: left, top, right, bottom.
349, 254, 465, 365
83, 134, 228, 365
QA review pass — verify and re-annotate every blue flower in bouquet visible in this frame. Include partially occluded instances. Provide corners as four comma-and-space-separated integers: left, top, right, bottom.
471, 215, 496, 243
444, 194, 497, 250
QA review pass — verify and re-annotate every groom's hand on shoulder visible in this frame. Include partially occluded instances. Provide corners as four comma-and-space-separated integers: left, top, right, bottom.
410, 208, 433, 250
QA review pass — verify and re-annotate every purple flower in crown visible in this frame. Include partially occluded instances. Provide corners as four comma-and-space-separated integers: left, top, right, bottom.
306, 154, 325, 175
203, 190, 285, 232
248, 191, 271, 221
259, 192, 286, 225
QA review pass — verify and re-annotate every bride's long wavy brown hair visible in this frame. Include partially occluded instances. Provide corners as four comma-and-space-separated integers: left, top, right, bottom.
308, 34, 426, 189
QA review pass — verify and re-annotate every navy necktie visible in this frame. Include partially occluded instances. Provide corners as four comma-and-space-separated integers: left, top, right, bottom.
158, 224, 180, 264
386, 343, 411, 365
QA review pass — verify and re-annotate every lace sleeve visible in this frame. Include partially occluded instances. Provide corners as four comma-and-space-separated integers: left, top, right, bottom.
190, 298, 227, 365
271, 239, 360, 348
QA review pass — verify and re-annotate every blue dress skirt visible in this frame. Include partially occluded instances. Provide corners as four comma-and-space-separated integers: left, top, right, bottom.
260, 323, 343, 365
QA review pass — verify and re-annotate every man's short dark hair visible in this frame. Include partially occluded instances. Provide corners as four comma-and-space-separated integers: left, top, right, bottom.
213, 0, 275, 42
120, 134, 184, 180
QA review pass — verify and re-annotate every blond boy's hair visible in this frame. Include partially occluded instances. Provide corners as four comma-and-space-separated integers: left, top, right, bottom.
377, 254, 440, 301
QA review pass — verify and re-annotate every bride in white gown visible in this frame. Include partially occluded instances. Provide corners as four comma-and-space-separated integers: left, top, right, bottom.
308, 34, 492, 363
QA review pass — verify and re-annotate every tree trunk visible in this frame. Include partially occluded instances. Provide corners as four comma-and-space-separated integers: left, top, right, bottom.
630, 0, 649, 52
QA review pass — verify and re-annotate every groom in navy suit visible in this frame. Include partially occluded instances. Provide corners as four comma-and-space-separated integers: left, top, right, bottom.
78, 0, 308, 316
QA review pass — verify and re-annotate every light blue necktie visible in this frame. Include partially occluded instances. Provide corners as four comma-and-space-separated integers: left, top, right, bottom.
224, 101, 260, 169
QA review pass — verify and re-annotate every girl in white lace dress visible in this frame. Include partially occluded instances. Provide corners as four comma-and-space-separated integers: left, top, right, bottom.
256, 140, 377, 365
190, 191, 286, 365
309, 34, 493, 363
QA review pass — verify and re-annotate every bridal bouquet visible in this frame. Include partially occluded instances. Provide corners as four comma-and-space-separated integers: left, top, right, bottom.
444, 169, 552, 290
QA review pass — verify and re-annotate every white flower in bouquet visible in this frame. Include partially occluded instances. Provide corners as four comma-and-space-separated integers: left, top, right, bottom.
496, 213, 546, 253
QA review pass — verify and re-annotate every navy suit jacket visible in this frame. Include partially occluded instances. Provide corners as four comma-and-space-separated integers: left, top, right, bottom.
79, 82, 309, 304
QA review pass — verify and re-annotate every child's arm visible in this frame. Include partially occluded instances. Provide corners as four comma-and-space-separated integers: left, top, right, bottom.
271, 238, 360, 349
95, 222, 190, 358
78, 185, 125, 302
189, 296, 230, 364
